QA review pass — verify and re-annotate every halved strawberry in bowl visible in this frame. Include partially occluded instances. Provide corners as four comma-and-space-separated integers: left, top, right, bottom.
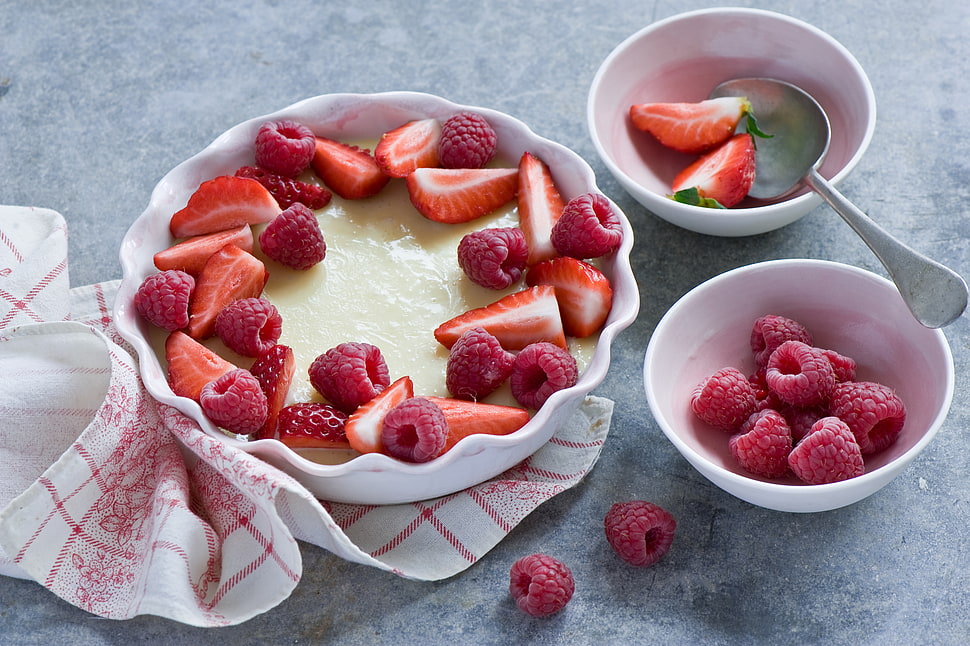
671, 133, 756, 209
186, 243, 269, 340
517, 151, 565, 266
169, 175, 282, 239
526, 256, 613, 338
311, 136, 390, 199
374, 118, 442, 177
406, 166, 518, 224
629, 96, 753, 155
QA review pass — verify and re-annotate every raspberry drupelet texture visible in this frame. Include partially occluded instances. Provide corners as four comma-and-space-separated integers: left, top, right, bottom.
235, 165, 332, 210
254, 119, 316, 177
750, 314, 813, 370
508, 553, 575, 617
456, 226, 529, 290
765, 340, 837, 407
309, 342, 391, 414
690, 366, 757, 431
788, 416, 865, 484
258, 202, 327, 270
818, 347, 857, 383
438, 111, 497, 169
380, 397, 449, 463
604, 501, 676, 567
134, 269, 195, 331
550, 192, 623, 259
199, 368, 269, 435
729, 409, 793, 478
828, 381, 907, 454
446, 327, 515, 401
509, 342, 578, 409
214, 297, 283, 357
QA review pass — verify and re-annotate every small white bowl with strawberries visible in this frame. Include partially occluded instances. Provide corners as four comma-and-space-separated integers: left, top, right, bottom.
587, 7, 876, 236
116, 92, 638, 504
644, 259, 954, 513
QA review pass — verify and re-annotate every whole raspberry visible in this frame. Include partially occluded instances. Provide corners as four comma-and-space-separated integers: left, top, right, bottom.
818, 347, 857, 383
134, 269, 195, 331
509, 342, 578, 409
788, 416, 865, 484
199, 368, 269, 435
276, 402, 349, 447
604, 501, 676, 567
236, 165, 332, 210
550, 192, 624, 259
690, 367, 757, 431
750, 314, 813, 369
508, 553, 575, 617
380, 397, 448, 463
457, 227, 529, 290
309, 342, 391, 413
254, 119, 316, 177
438, 111, 497, 169
765, 341, 836, 407
729, 409, 792, 478
828, 381, 906, 454
446, 327, 515, 400
214, 297, 283, 357
258, 202, 327, 270
779, 404, 827, 443
748, 370, 782, 412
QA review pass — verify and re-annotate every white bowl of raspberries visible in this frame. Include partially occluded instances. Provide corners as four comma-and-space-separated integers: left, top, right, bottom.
116, 92, 638, 504
644, 259, 953, 513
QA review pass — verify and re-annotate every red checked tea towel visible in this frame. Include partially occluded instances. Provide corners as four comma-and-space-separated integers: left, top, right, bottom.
0, 206, 613, 626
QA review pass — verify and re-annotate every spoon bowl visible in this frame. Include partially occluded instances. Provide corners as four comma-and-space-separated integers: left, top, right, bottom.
711, 78, 968, 328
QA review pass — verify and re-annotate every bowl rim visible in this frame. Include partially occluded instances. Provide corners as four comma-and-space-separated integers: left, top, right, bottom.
587, 7, 877, 221
643, 258, 954, 503
115, 90, 640, 488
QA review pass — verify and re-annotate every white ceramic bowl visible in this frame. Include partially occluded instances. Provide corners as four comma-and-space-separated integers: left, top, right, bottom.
116, 92, 639, 505
588, 8, 876, 236
644, 259, 953, 513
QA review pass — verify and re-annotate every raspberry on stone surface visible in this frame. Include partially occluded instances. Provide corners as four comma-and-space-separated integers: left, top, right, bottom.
134, 269, 195, 331
309, 342, 391, 414
509, 342, 578, 409
765, 340, 836, 407
258, 202, 327, 270
603, 500, 676, 567
254, 119, 316, 178
508, 553, 575, 617
788, 416, 865, 484
690, 366, 757, 431
750, 314, 813, 370
438, 111, 497, 169
828, 381, 906, 454
214, 297, 283, 357
199, 368, 269, 436
729, 409, 793, 478
549, 192, 623, 259
380, 397, 448, 463
446, 327, 515, 401
456, 226, 529, 290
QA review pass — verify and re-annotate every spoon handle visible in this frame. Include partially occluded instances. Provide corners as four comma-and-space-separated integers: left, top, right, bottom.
804, 169, 968, 328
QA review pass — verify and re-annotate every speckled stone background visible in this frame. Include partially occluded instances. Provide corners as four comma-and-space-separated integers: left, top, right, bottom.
2, 0, 969, 644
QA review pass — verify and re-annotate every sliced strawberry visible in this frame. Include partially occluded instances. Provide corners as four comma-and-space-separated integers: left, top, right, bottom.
629, 96, 751, 154
671, 133, 756, 209
187, 244, 269, 340
374, 118, 442, 177
434, 284, 566, 351
153, 225, 254, 276
425, 396, 530, 453
169, 175, 281, 239
276, 402, 351, 449
406, 167, 518, 224
343, 375, 414, 454
311, 136, 390, 199
250, 344, 295, 440
517, 152, 565, 266
165, 330, 237, 401
526, 257, 613, 338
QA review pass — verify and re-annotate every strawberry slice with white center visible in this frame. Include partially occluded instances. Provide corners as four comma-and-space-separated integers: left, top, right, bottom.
526, 256, 613, 338
374, 118, 442, 177
406, 166, 518, 224
517, 152, 565, 265
311, 136, 390, 199
434, 284, 566, 351
425, 396, 531, 453
165, 330, 237, 401
153, 224, 254, 276
629, 96, 751, 154
169, 175, 281, 239
186, 243, 269, 340
343, 375, 414, 454
671, 133, 756, 209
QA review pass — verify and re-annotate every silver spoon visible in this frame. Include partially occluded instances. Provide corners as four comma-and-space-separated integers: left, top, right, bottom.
710, 78, 968, 329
